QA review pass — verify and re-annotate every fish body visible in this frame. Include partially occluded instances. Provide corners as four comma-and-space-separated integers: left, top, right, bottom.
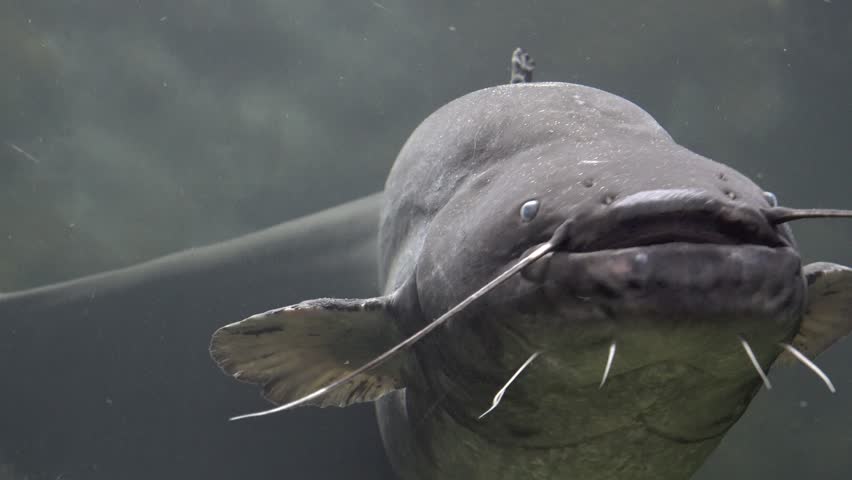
211, 82, 852, 479
375, 82, 799, 479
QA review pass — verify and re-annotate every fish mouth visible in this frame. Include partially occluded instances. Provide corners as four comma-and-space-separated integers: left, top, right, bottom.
563, 189, 789, 252
574, 214, 780, 251
531, 244, 802, 317
520, 190, 804, 320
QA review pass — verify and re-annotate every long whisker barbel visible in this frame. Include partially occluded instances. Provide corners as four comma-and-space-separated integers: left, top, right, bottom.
600, 342, 616, 388
780, 343, 836, 393
479, 351, 542, 419
739, 337, 772, 390
764, 207, 852, 225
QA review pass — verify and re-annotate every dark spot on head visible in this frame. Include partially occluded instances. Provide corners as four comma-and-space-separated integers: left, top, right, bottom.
582, 178, 595, 188
718, 172, 728, 182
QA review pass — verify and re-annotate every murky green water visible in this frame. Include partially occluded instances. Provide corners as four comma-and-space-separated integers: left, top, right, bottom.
1, 1, 850, 478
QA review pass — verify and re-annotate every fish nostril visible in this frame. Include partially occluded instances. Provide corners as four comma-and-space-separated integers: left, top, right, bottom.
725, 191, 738, 200
582, 178, 595, 188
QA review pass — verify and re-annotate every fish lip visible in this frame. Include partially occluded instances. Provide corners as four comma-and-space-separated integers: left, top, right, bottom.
528, 243, 803, 320
558, 189, 788, 252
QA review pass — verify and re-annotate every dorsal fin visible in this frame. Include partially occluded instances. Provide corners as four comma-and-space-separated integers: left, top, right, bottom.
510, 47, 535, 84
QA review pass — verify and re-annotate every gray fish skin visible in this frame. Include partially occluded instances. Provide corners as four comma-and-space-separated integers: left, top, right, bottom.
373, 82, 804, 479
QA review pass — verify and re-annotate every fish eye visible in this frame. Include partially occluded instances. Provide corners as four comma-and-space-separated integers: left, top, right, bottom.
763, 191, 778, 207
519, 200, 540, 222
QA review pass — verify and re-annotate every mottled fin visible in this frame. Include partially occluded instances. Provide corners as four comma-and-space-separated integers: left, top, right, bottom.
210, 297, 404, 408
779, 262, 852, 363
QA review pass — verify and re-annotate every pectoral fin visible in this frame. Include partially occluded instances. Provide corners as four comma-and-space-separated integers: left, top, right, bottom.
210, 296, 404, 408
780, 262, 852, 362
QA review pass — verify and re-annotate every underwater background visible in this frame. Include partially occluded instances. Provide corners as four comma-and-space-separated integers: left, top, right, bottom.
1, 0, 850, 478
